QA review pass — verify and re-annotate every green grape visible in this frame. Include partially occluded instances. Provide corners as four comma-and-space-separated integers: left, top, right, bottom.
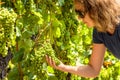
0, 8, 17, 57
24, 0, 36, 12
26, 40, 60, 78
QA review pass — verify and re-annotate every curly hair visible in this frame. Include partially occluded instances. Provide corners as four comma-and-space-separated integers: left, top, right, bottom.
74, 0, 120, 33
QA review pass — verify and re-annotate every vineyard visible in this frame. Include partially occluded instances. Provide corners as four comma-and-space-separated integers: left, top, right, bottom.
0, 0, 120, 80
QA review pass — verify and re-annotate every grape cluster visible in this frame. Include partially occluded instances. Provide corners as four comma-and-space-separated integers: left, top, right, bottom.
24, 0, 36, 12
0, 8, 17, 57
28, 40, 60, 78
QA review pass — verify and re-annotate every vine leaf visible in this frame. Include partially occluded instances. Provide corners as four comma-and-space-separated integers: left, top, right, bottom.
12, 48, 24, 63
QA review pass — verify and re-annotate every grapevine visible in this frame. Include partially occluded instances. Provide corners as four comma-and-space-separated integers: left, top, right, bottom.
0, 7, 17, 79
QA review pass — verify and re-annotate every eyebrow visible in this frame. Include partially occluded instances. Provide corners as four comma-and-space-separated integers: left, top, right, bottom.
75, 9, 85, 12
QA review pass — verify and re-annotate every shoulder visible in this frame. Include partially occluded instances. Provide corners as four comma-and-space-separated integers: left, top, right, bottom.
116, 23, 120, 28
93, 28, 104, 43
115, 23, 120, 32
115, 23, 120, 36
93, 28, 103, 36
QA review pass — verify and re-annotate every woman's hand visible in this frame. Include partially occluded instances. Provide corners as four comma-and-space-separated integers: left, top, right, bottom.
45, 55, 65, 71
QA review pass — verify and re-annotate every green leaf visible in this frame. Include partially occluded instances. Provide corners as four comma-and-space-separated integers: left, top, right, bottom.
7, 67, 20, 80
54, 27, 61, 38
52, 18, 61, 27
18, 39, 34, 53
16, 26, 21, 37
12, 48, 24, 63
58, 0, 65, 6
48, 76, 58, 80
47, 66, 54, 73
22, 31, 33, 39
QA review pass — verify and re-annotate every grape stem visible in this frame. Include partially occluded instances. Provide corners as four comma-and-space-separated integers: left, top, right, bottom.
16, 41, 23, 80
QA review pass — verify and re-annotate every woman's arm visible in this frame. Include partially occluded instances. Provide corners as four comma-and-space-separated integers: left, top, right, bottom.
46, 43, 106, 78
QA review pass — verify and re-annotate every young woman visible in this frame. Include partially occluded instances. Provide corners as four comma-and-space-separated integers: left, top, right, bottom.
46, 0, 120, 78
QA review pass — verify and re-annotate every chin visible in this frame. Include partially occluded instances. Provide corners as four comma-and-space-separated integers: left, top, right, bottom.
87, 26, 92, 28
87, 24, 94, 28
87, 25, 94, 28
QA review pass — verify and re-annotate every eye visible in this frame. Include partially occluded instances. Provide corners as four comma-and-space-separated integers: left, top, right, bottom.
75, 10, 85, 18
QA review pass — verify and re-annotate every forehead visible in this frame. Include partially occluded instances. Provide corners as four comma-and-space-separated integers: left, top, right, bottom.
74, 0, 84, 3
74, 1, 85, 10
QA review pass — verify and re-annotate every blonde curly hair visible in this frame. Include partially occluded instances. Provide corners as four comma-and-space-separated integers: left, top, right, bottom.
74, 0, 120, 33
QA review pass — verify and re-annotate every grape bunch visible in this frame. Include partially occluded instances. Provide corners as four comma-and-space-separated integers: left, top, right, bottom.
28, 40, 60, 78
0, 8, 17, 57
24, 0, 36, 12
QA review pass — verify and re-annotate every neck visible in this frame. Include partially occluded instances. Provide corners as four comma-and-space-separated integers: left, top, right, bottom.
106, 28, 115, 35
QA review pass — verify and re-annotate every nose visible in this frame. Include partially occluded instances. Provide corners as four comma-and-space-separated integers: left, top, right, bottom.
78, 16, 84, 22
78, 16, 81, 20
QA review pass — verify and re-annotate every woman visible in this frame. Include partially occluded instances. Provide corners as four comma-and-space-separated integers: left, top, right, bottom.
46, 0, 120, 78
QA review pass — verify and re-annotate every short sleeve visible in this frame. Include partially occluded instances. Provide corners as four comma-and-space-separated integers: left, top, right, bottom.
116, 24, 120, 38
92, 28, 103, 44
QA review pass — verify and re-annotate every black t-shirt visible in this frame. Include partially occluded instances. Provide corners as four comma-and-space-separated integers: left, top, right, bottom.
93, 23, 120, 59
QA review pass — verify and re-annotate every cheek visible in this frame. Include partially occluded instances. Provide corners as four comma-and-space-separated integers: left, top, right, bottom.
77, 14, 95, 27
83, 16, 95, 27
87, 23, 94, 28
88, 20, 95, 27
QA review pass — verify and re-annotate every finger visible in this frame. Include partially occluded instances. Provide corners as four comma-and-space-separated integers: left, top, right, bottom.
46, 55, 51, 66
49, 57, 58, 68
46, 56, 57, 68
49, 57, 54, 66
51, 59, 57, 68
45, 55, 48, 62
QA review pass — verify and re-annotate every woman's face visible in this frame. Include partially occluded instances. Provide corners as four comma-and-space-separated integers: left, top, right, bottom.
74, 2, 95, 28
